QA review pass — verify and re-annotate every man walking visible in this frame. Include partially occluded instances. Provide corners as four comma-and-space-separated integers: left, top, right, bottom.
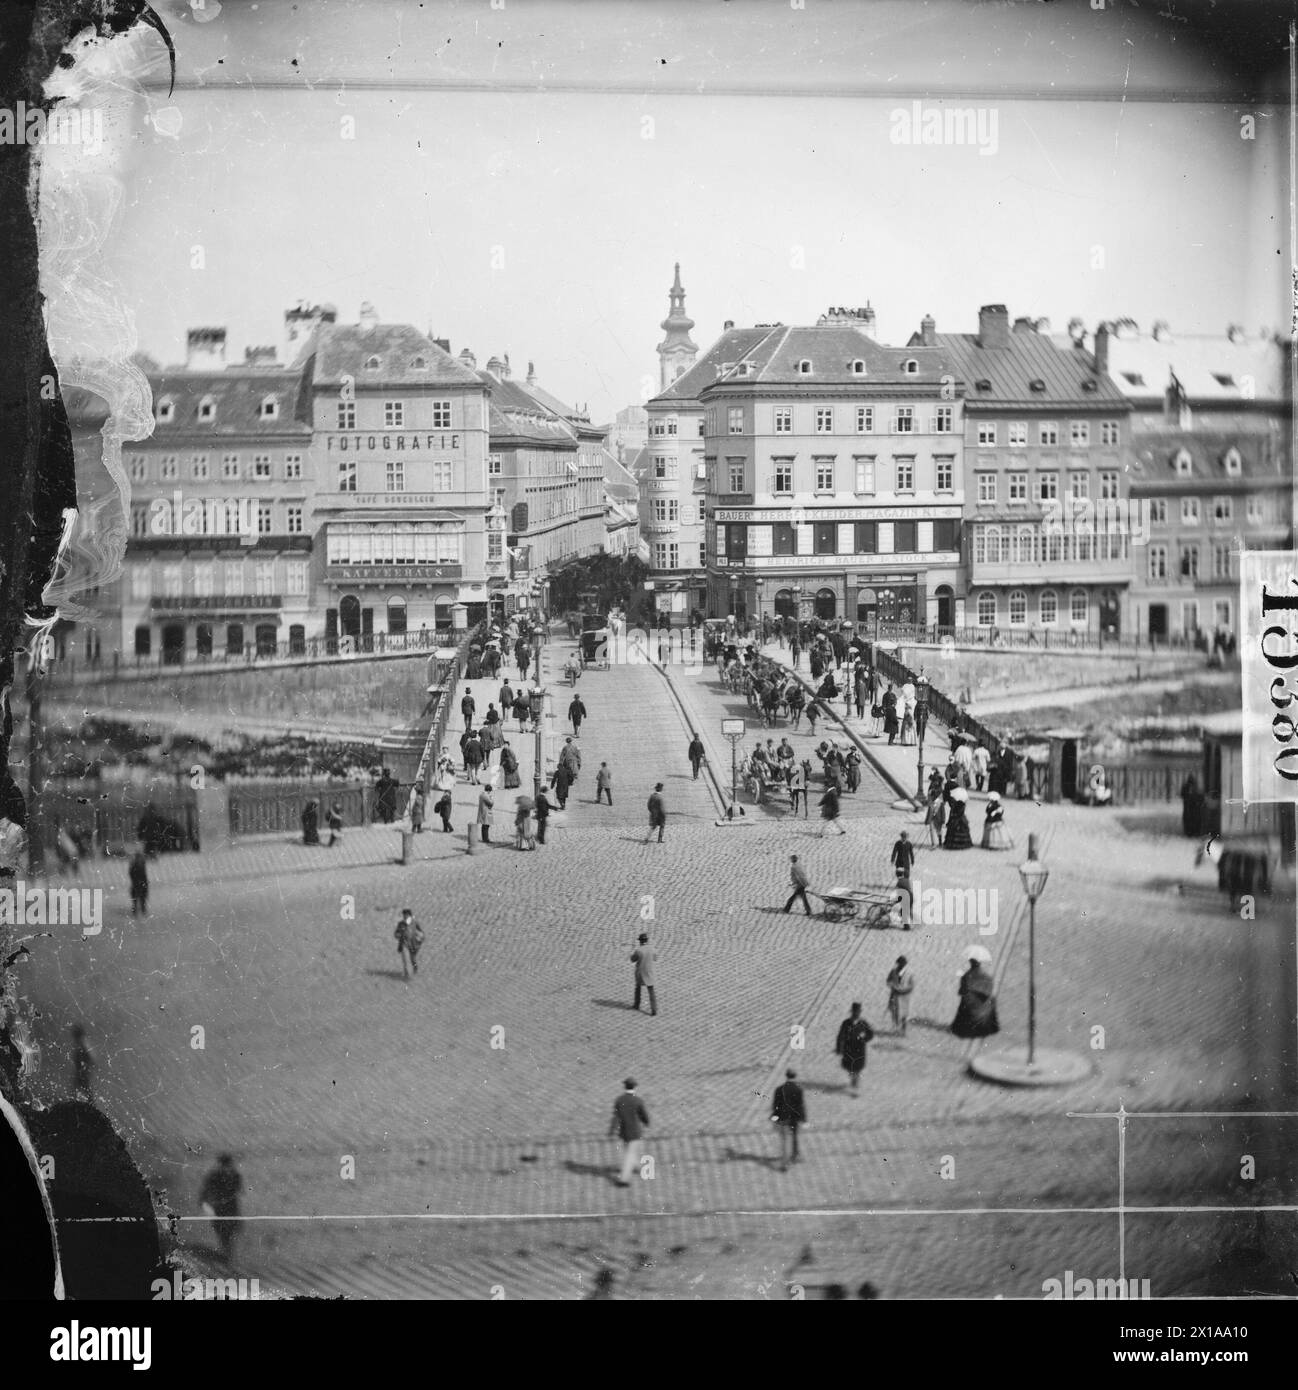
834, 1001, 874, 1096
608, 1078, 650, 1188
783, 854, 813, 916
886, 956, 914, 1036
631, 932, 657, 1015
461, 686, 476, 731
771, 1068, 807, 1172
817, 782, 846, 836
568, 692, 588, 737
596, 762, 613, 806
534, 786, 551, 844
645, 783, 666, 844
394, 908, 425, 979
687, 732, 705, 780
890, 830, 916, 927
476, 784, 495, 844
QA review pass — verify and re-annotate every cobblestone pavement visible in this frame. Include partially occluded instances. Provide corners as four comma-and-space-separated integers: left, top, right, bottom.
18, 631, 1294, 1297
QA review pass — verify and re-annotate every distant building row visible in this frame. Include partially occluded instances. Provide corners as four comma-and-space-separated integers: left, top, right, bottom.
639, 275, 1291, 645
63, 303, 641, 665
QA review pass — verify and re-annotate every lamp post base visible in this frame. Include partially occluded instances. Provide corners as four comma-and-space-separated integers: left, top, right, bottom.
968, 1046, 1094, 1088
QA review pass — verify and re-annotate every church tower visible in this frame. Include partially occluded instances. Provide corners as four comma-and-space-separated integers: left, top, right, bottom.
656, 262, 699, 390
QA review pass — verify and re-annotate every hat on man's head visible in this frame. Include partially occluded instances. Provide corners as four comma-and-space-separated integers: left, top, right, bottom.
623, 1077, 637, 1090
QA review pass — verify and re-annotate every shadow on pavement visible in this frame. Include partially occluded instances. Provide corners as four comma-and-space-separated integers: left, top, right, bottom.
563, 1159, 620, 1184
590, 998, 636, 1011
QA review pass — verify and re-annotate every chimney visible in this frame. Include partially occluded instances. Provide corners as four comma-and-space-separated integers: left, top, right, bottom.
859, 303, 876, 338
433, 337, 450, 353
1067, 316, 1086, 346
283, 302, 334, 360
526, 360, 536, 386
977, 305, 1010, 350
723, 319, 735, 331
458, 348, 477, 370
1093, 322, 1111, 374
485, 355, 506, 379
243, 345, 278, 367
502, 352, 511, 379
919, 313, 936, 347
185, 327, 227, 370
358, 300, 379, 331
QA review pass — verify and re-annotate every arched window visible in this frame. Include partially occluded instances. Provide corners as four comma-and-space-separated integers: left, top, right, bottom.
1070, 589, 1088, 624
977, 592, 996, 626
903, 358, 919, 375
1008, 590, 1027, 625
774, 588, 796, 618
850, 359, 866, 375
156, 397, 175, 423
364, 355, 381, 370
1017, 526, 1035, 565
797, 359, 813, 375
411, 356, 427, 370
814, 588, 837, 620
1039, 589, 1058, 624
386, 595, 408, 636
197, 395, 216, 422
985, 526, 1001, 564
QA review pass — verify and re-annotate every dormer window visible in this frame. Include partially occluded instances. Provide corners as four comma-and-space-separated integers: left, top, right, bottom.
850, 359, 866, 375
797, 359, 813, 375
1174, 448, 1193, 477
1029, 379, 1046, 393
975, 379, 992, 393
259, 395, 279, 420
196, 395, 216, 422
902, 359, 919, 375
364, 355, 381, 370
411, 356, 427, 370
1081, 378, 1098, 392
1223, 447, 1242, 477
156, 397, 175, 423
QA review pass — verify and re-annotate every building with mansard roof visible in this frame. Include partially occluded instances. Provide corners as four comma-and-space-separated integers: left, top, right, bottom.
643, 304, 773, 621
1094, 319, 1292, 644
925, 307, 1132, 641
701, 306, 966, 631
304, 302, 496, 642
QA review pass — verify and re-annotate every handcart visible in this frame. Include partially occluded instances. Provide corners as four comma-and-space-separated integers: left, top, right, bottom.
818, 883, 900, 928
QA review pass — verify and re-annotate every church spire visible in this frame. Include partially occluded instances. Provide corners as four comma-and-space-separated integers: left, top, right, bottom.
657, 261, 698, 390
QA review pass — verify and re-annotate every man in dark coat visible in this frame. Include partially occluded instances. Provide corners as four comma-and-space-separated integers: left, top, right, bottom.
608, 1079, 650, 1188
463, 732, 484, 785
301, 799, 320, 845
552, 761, 572, 810
568, 693, 587, 736
687, 733, 705, 780
835, 1002, 874, 1095
461, 687, 476, 730
534, 787, 551, 844
882, 684, 899, 744
951, 958, 1000, 1038
645, 783, 667, 843
771, 1069, 808, 1171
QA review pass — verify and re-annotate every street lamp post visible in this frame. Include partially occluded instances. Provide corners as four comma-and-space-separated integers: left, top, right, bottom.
914, 672, 929, 802
1017, 833, 1050, 1067
532, 629, 546, 800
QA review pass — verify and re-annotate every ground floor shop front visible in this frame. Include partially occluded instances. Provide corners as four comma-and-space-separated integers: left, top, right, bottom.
706, 564, 963, 630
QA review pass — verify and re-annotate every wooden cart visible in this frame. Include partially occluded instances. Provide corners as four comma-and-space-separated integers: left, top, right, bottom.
818, 884, 899, 927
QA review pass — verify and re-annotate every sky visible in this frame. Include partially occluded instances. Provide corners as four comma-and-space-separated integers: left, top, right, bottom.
49, 0, 1291, 424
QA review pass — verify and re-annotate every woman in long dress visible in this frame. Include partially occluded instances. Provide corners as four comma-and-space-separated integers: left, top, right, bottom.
924, 790, 947, 847
943, 788, 973, 849
980, 792, 1014, 850
899, 703, 917, 746
501, 744, 521, 790
951, 958, 1000, 1038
